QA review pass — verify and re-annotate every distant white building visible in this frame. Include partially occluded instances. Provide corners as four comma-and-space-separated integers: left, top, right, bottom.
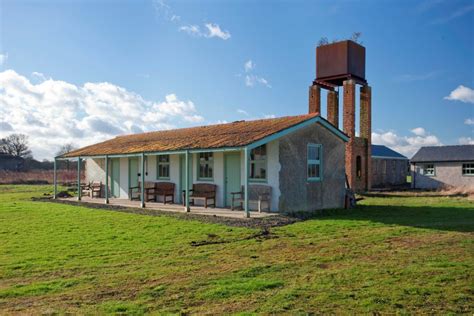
411, 145, 474, 190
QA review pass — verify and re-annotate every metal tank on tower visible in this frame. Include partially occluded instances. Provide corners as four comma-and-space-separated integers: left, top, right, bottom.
308, 40, 372, 192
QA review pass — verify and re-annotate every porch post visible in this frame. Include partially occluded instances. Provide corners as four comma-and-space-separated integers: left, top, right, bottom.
185, 150, 190, 212
104, 155, 109, 204
141, 153, 145, 208
77, 157, 81, 201
244, 147, 250, 218
53, 158, 57, 199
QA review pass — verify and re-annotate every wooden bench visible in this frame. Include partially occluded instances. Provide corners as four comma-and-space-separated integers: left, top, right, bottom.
183, 183, 217, 208
129, 181, 155, 201
231, 185, 272, 212
81, 181, 102, 198
150, 182, 175, 204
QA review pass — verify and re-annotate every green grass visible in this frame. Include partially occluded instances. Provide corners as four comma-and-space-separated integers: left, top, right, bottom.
0, 185, 473, 314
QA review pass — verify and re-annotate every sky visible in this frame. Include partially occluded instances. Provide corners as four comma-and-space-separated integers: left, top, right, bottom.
0, 0, 473, 160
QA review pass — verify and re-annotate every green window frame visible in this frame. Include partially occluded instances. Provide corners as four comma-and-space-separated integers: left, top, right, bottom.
250, 144, 267, 182
307, 144, 322, 182
462, 163, 474, 176
157, 155, 170, 179
424, 164, 435, 176
198, 152, 214, 180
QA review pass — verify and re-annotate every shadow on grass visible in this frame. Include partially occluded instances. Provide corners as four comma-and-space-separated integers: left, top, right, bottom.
288, 204, 474, 233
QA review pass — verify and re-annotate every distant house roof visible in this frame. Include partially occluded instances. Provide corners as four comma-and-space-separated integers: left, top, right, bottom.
62, 114, 348, 158
371, 145, 407, 160
411, 145, 474, 163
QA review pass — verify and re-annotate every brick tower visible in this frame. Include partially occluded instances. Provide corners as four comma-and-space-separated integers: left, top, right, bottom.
308, 40, 371, 192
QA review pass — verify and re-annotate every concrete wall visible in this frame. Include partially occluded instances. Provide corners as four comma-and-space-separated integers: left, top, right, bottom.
278, 123, 346, 212
412, 162, 474, 189
238, 140, 280, 212
372, 158, 408, 188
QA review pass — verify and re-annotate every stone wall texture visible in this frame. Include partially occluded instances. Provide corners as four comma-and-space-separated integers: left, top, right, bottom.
278, 123, 346, 212
412, 162, 474, 189
372, 158, 408, 188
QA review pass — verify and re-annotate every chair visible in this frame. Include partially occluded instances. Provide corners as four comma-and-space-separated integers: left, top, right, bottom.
231, 184, 272, 212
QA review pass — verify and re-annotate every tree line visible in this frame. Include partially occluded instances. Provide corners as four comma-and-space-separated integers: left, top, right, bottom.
0, 133, 77, 170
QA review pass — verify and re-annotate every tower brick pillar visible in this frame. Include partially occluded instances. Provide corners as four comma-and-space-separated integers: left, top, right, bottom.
343, 79, 356, 189
327, 90, 339, 127
360, 85, 372, 190
308, 84, 321, 114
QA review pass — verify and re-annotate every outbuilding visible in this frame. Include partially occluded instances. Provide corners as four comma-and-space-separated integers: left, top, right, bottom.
371, 144, 408, 188
411, 145, 474, 190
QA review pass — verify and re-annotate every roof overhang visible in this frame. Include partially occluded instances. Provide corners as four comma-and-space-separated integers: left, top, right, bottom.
57, 115, 348, 160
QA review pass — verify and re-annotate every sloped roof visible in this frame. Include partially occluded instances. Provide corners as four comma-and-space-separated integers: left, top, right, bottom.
411, 145, 474, 163
371, 144, 407, 159
62, 114, 347, 158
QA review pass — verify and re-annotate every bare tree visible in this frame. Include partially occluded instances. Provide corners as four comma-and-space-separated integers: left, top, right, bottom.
56, 143, 75, 157
0, 134, 32, 158
56, 143, 76, 170
317, 32, 363, 47
318, 37, 329, 47
350, 32, 363, 44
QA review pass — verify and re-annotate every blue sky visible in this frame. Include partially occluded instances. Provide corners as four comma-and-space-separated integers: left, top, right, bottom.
0, 0, 473, 159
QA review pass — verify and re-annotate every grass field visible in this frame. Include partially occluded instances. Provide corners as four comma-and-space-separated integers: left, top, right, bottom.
0, 185, 473, 314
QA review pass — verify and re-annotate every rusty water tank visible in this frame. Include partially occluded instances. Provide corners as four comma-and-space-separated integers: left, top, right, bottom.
316, 40, 366, 86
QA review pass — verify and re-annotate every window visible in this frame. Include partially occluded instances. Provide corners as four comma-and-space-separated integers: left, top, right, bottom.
157, 155, 170, 179
356, 155, 362, 178
198, 152, 213, 180
307, 144, 322, 181
462, 163, 474, 176
424, 164, 435, 176
250, 145, 267, 181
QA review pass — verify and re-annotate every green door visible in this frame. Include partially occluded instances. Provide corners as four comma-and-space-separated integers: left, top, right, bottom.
225, 152, 241, 207
110, 158, 120, 197
129, 157, 139, 191
179, 154, 193, 203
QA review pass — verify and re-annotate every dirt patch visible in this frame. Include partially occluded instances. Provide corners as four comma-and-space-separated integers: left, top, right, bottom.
34, 197, 300, 229
190, 228, 277, 247
362, 189, 472, 198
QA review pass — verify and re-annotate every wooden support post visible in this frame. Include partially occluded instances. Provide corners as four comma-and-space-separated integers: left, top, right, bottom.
53, 158, 57, 199
244, 147, 250, 218
105, 155, 109, 204
185, 150, 190, 212
77, 157, 81, 201
141, 153, 145, 208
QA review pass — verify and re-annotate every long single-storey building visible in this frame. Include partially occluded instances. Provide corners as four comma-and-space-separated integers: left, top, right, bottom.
411, 145, 474, 190
371, 144, 408, 188
57, 114, 349, 216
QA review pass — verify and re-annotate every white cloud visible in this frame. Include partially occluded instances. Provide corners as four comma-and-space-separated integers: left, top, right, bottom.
179, 24, 201, 36
465, 118, 474, 125
430, 4, 474, 25
240, 60, 271, 88
263, 114, 276, 119
179, 23, 231, 40
153, 1, 230, 41
237, 109, 249, 116
459, 137, 474, 145
444, 85, 474, 104
0, 53, 7, 66
204, 23, 231, 40
31, 71, 48, 82
245, 74, 271, 88
244, 60, 254, 73
0, 69, 204, 160
372, 128, 442, 158
394, 71, 438, 82
411, 127, 426, 136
